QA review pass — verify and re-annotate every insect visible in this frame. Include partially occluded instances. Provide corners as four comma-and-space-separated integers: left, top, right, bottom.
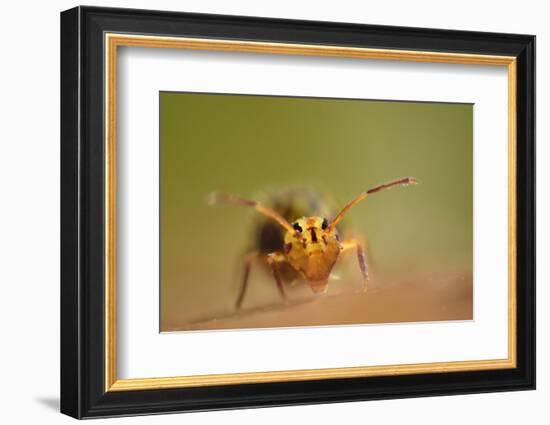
209, 177, 418, 309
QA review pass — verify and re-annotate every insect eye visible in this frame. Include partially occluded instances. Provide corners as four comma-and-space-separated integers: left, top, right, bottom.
292, 222, 303, 233
321, 218, 329, 230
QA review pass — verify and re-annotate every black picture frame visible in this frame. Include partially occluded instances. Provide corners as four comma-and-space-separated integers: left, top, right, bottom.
60, 5, 535, 419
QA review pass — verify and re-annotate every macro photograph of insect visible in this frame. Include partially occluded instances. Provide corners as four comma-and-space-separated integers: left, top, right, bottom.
160, 92, 473, 332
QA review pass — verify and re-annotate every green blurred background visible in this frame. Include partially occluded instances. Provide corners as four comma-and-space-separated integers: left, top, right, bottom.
160, 92, 473, 331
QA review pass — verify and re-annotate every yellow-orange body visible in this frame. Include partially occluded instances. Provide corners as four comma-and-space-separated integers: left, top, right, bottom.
283, 216, 341, 293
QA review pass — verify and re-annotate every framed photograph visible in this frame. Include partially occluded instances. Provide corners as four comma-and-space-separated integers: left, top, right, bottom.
60, 6, 535, 419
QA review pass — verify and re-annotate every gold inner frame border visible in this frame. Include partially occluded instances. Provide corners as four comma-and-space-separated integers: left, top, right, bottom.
104, 33, 517, 392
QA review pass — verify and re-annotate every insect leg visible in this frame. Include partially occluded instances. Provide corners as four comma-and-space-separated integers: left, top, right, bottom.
235, 251, 258, 310
267, 252, 288, 302
340, 237, 369, 291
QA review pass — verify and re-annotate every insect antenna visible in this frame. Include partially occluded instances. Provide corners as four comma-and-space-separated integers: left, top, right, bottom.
325, 177, 418, 233
208, 192, 296, 234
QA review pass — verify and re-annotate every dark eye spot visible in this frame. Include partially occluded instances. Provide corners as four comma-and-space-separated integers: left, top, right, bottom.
321, 218, 329, 230
292, 222, 303, 233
